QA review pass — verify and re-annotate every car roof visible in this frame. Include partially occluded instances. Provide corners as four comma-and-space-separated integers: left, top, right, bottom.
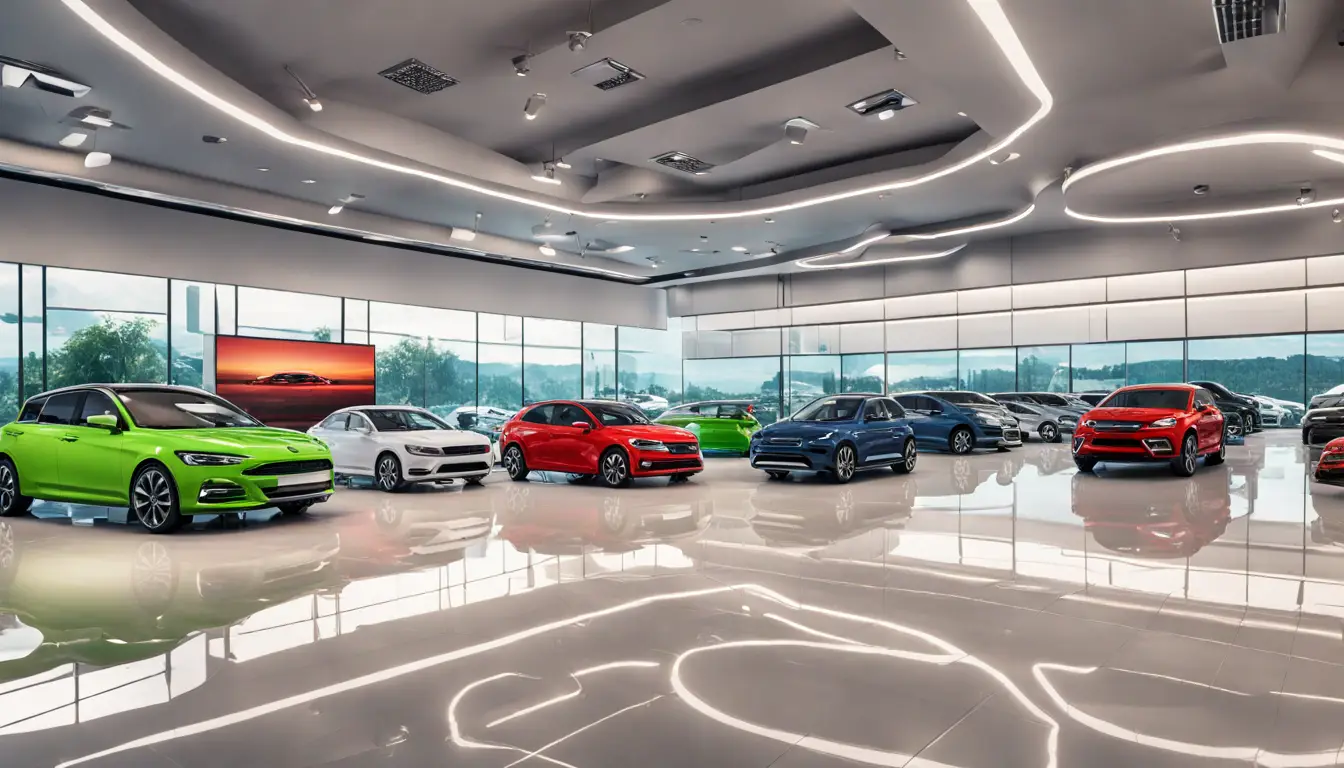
1119, 383, 1198, 391
342, 404, 423, 412
29, 383, 212, 398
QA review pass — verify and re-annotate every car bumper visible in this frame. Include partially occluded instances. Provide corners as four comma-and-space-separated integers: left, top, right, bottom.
749, 441, 829, 472
1304, 423, 1344, 445
631, 448, 703, 476
1072, 429, 1183, 463
402, 452, 494, 482
1314, 455, 1344, 484
179, 464, 335, 514
977, 424, 1021, 448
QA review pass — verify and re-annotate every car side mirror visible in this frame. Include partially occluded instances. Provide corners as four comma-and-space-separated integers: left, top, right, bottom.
572, 421, 593, 432
86, 414, 119, 431
1196, 403, 1208, 412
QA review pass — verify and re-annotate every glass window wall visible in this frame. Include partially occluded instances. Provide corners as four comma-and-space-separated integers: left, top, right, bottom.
0, 265, 18, 420
1070, 343, 1124, 394
169, 280, 217, 390
841, 353, 885, 393
1307, 334, 1344, 404
20, 265, 42, 400
45, 268, 168, 388
582, 323, 617, 399
523, 318, 581, 403
886, 351, 957, 393
1188, 335, 1305, 418
1125, 340, 1184, 385
958, 348, 1016, 392
237, 287, 341, 342
617, 319, 682, 416
1016, 346, 1069, 392
783, 355, 839, 417
684, 356, 782, 424
478, 313, 523, 412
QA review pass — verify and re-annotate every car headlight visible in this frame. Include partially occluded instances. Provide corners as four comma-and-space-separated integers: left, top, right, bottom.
1149, 417, 1177, 428
309, 438, 328, 449
815, 432, 834, 441
750, 431, 762, 441
405, 445, 444, 456
176, 451, 246, 466
973, 413, 1001, 426
628, 438, 669, 452
1309, 415, 1325, 422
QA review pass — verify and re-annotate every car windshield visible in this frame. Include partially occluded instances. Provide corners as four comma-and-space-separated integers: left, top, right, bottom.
1315, 396, 1344, 409
366, 409, 450, 431
586, 402, 650, 426
1099, 389, 1191, 409
792, 397, 865, 422
118, 390, 261, 429
1031, 394, 1069, 406
939, 392, 999, 406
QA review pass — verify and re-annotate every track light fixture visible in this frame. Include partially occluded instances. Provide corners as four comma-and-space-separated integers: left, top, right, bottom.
1297, 186, 1316, 206
893, 47, 908, 61
1168, 223, 1181, 242
567, 31, 592, 52
283, 65, 322, 112
1333, 208, 1342, 224
531, 162, 562, 185
0, 55, 91, 97
452, 211, 482, 242
328, 192, 364, 215
512, 54, 531, 77
1192, 184, 1209, 196
783, 117, 819, 146
524, 93, 547, 121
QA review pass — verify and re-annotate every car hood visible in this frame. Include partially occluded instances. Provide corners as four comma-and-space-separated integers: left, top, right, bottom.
602, 424, 697, 442
394, 429, 491, 447
151, 427, 330, 455
758, 421, 852, 439
1083, 407, 1182, 422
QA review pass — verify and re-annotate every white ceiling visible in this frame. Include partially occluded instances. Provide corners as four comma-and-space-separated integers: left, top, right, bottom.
0, 0, 1342, 283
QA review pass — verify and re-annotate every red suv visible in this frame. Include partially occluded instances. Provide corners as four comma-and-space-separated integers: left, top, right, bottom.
500, 400, 702, 487
1072, 384, 1226, 476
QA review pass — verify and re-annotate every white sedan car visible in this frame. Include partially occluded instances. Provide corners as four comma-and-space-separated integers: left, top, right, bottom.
309, 406, 493, 491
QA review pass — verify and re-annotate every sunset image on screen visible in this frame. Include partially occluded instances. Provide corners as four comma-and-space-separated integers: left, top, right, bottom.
216, 336, 375, 429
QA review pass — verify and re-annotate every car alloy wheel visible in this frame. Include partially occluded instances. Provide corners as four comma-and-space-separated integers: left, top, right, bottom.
1225, 421, 1242, 438
1182, 435, 1197, 475
376, 455, 400, 492
903, 441, 917, 472
601, 451, 629, 487
951, 429, 973, 455
504, 446, 525, 479
0, 465, 15, 514
1040, 423, 1058, 442
132, 468, 173, 530
132, 540, 176, 608
833, 445, 856, 483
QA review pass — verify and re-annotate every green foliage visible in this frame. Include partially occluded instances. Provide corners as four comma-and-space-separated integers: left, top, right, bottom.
375, 337, 476, 412
0, 369, 17, 422
48, 317, 166, 389
313, 326, 333, 342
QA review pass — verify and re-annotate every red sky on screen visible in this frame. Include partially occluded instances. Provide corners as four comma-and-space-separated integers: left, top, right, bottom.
216, 337, 374, 383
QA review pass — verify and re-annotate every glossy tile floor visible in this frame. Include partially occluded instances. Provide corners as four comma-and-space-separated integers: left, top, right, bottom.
3, 430, 1344, 767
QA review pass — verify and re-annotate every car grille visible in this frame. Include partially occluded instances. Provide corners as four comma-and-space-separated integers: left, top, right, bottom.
666, 443, 699, 455
1092, 438, 1143, 449
754, 452, 812, 468
244, 459, 333, 476
1090, 421, 1143, 432
441, 444, 491, 456
1002, 429, 1021, 441
646, 459, 703, 470
766, 437, 802, 447
263, 481, 331, 499
436, 461, 491, 473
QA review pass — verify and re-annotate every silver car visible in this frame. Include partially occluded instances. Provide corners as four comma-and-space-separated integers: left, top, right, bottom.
996, 400, 1065, 442
992, 392, 1084, 429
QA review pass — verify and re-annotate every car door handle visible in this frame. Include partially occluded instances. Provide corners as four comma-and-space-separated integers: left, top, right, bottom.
60, 435, 79, 442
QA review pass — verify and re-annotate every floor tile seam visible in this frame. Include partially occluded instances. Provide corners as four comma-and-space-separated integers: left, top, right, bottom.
901, 692, 998, 768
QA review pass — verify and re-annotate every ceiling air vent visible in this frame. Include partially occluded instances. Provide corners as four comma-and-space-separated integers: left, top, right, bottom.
571, 58, 645, 91
379, 58, 458, 94
652, 151, 714, 175
846, 88, 918, 120
1212, 0, 1284, 44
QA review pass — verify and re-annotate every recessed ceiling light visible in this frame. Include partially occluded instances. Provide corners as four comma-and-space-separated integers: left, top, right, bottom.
256, 167, 270, 172
80, 114, 115, 128
731, 246, 748, 252
957, 111, 967, 117
524, 93, 546, 120
554, 158, 572, 169
301, 179, 316, 184
764, 217, 775, 224
202, 135, 227, 144
681, 17, 702, 26
1192, 184, 1209, 195
83, 151, 111, 168
878, 109, 895, 121
607, 245, 635, 253
988, 152, 1019, 165
538, 245, 557, 257
327, 205, 343, 215
59, 131, 87, 148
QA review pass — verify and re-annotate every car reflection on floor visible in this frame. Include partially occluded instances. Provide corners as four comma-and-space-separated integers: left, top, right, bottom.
747, 476, 914, 548
326, 484, 495, 575
1070, 468, 1233, 557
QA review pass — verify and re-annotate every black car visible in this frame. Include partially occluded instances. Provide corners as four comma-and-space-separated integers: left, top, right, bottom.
1077, 393, 1110, 407
1302, 394, 1344, 445
1188, 381, 1261, 433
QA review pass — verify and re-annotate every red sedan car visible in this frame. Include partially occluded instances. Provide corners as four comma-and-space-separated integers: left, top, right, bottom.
1072, 384, 1226, 476
500, 400, 702, 487
1314, 437, 1344, 486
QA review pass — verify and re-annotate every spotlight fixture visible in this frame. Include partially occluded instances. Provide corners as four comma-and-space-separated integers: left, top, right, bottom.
554, 158, 572, 169
1168, 224, 1181, 242
328, 205, 343, 215
59, 131, 87, 148
847, 88, 917, 119
256, 167, 270, 172
731, 246, 748, 253
1192, 184, 1210, 196
61, 106, 130, 131
894, 47, 908, 61
301, 179, 316, 184
764, 217, 775, 224
83, 151, 111, 168
783, 117, 819, 146
531, 163, 562, 185
1297, 187, 1316, 206
567, 31, 593, 52
538, 245, 557, 257
511, 54, 531, 77
328, 192, 364, 215
524, 93, 547, 120
202, 135, 227, 144
451, 212, 482, 242
283, 65, 322, 112
957, 111, 968, 117
1334, 209, 1343, 224
0, 55, 91, 98
988, 152, 1020, 165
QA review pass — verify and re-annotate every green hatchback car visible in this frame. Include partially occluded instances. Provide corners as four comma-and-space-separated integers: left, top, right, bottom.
654, 400, 761, 455
0, 384, 334, 534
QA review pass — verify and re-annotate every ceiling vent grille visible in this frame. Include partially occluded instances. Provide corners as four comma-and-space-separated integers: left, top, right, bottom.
379, 58, 459, 94
571, 58, 645, 91
651, 151, 714, 175
846, 88, 917, 118
1212, 0, 1284, 44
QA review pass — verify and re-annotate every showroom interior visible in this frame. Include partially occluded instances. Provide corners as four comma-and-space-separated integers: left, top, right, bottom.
7, 0, 1344, 766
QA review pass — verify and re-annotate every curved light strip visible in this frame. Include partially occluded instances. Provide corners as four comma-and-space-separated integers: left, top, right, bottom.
794, 203, 1033, 270
1062, 132, 1344, 225
906, 202, 1036, 240
58, 0, 1052, 223
795, 243, 966, 270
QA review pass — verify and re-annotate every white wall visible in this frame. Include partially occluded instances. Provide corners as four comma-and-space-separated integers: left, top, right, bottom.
0, 178, 667, 328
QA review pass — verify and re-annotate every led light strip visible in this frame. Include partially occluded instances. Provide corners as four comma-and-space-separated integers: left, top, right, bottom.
795, 243, 966, 270
58, 0, 1051, 223
793, 203, 1033, 270
1063, 132, 1344, 224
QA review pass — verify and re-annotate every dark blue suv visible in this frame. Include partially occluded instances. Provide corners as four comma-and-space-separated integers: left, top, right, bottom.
893, 391, 1022, 454
748, 394, 917, 483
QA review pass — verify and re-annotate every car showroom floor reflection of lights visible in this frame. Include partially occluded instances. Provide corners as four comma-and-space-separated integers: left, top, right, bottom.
2, 431, 1344, 767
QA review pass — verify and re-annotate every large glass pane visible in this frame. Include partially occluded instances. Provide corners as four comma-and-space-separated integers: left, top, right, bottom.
1187, 335, 1305, 421
617, 319, 682, 416
368, 304, 477, 420
344, 298, 369, 345
1016, 346, 1069, 392
425, 311, 476, 423
841, 353, 885, 393
237, 287, 341, 342
1071, 342, 1124, 394
169, 280, 217, 390
784, 355, 838, 417
583, 323, 617, 399
479, 314, 522, 412
1307, 334, 1344, 404
524, 318, 581, 402
45, 268, 168, 388
0, 264, 19, 421
684, 356, 782, 424
886, 351, 957, 392
20, 265, 42, 398
1125, 340, 1184, 385
958, 348, 1015, 392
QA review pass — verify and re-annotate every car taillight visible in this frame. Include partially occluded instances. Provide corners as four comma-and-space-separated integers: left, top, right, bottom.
746, 404, 754, 413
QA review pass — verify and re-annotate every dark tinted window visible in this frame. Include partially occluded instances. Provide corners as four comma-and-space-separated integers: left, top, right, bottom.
346, 412, 370, 431
587, 402, 650, 426
552, 404, 589, 426
793, 397, 864, 422
717, 403, 751, 419
320, 413, 349, 430
1099, 389, 1192, 410
1191, 381, 1231, 398
78, 391, 121, 426
880, 399, 905, 419
921, 396, 945, 412
1194, 390, 1216, 408
521, 405, 554, 425
38, 392, 82, 426
938, 391, 999, 406
366, 409, 447, 431
1031, 393, 1069, 406
118, 389, 260, 428
17, 397, 45, 423
893, 395, 918, 411
863, 400, 889, 421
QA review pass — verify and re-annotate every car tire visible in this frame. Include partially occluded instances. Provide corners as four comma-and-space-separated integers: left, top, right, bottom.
598, 448, 632, 488
1074, 457, 1097, 473
0, 459, 33, 518
948, 427, 974, 455
465, 475, 486, 486
830, 444, 857, 484
503, 444, 528, 481
766, 470, 789, 480
278, 502, 312, 516
893, 439, 917, 474
1171, 432, 1198, 477
130, 463, 183, 534
1039, 422, 1060, 443
1205, 433, 1227, 466
375, 453, 404, 493
669, 473, 692, 484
